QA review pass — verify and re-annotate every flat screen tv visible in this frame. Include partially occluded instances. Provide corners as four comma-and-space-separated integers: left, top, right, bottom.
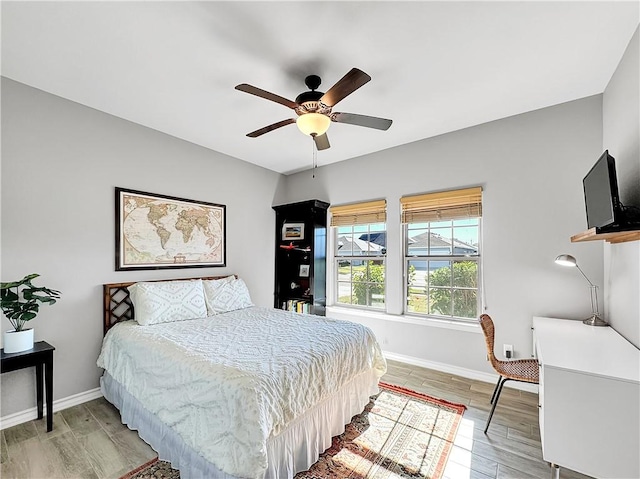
583, 150, 622, 229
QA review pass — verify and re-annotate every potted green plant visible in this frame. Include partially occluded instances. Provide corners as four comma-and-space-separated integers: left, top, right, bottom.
1, 274, 61, 353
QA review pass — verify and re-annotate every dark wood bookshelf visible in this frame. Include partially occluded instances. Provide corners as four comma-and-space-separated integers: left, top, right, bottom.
273, 200, 329, 316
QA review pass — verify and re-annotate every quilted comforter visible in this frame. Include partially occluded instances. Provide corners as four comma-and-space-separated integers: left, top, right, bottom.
97, 306, 386, 479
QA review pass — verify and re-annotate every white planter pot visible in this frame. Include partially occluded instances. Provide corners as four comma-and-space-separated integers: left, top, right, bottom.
3, 328, 34, 354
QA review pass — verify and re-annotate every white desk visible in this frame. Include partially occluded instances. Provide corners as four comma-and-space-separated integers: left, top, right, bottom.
533, 317, 640, 479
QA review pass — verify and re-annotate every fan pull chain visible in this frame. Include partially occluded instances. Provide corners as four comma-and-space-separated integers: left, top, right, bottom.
312, 136, 317, 178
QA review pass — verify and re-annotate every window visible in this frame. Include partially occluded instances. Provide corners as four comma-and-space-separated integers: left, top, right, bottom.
330, 200, 386, 310
401, 187, 482, 321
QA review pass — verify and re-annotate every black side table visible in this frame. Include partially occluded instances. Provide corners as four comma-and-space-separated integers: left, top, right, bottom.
1, 341, 55, 432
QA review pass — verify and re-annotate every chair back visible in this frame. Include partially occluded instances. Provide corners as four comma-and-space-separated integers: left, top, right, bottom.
479, 314, 500, 371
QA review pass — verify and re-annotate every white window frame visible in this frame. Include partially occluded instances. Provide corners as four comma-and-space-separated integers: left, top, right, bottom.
403, 219, 482, 322
333, 222, 387, 311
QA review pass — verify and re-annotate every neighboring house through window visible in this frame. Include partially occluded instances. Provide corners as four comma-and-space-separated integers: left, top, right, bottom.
330, 200, 387, 310
401, 187, 482, 321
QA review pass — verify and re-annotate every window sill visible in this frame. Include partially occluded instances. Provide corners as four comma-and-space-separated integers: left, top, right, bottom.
326, 306, 481, 333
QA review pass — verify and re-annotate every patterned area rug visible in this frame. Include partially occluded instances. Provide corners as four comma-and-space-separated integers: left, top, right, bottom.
119, 382, 466, 479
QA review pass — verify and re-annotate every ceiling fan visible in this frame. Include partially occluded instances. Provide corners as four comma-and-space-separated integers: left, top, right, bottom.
235, 68, 392, 151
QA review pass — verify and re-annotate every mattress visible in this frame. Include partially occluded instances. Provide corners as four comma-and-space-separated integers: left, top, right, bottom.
97, 306, 387, 479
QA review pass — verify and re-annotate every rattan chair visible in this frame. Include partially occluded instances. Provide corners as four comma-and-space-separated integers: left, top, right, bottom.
479, 314, 539, 433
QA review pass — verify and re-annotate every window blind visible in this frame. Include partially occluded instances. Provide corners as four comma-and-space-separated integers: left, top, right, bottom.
401, 187, 482, 223
330, 199, 387, 227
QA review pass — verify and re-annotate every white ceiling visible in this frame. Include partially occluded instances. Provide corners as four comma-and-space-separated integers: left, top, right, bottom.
2, 2, 638, 175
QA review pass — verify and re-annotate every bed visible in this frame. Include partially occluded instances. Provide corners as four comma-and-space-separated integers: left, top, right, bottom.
98, 275, 387, 479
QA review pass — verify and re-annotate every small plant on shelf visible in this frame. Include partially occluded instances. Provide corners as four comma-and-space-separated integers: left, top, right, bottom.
1, 273, 61, 332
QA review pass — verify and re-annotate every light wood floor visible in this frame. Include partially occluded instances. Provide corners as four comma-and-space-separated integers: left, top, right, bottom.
1, 359, 594, 479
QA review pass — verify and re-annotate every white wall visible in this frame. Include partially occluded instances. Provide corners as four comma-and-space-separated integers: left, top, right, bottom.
603, 26, 640, 347
285, 96, 604, 374
1, 78, 282, 417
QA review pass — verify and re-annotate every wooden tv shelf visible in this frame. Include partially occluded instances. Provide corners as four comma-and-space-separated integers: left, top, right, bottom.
571, 227, 640, 244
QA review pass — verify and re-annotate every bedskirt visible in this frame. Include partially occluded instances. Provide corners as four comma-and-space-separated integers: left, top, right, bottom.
101, 369, 380, 479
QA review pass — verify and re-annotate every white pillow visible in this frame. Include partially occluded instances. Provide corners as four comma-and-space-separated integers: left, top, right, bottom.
203, 277, 253, 315
128, 279, 208, 326
202, 275, 236, 296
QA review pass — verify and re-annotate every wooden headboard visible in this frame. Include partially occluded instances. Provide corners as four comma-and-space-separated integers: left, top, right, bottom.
103, 275, 236, 335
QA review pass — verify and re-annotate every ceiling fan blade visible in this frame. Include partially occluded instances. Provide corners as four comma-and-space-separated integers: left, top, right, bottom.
331, 112, 392, 130
246, 119, 296, 138
235, 84, 298, 109
320, 68, 371, 107
313, 133, 330, 150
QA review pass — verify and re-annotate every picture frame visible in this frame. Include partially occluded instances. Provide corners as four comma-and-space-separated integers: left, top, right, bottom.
282, 222, 305, 241
299, 264, 310, 277
115, 187, 226, 271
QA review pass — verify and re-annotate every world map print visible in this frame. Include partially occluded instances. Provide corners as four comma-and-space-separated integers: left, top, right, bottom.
118, 190, 225, 269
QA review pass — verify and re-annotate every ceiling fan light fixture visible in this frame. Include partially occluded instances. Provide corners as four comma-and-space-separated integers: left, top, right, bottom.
236, 68, 391, 148
296, 113, 330, 137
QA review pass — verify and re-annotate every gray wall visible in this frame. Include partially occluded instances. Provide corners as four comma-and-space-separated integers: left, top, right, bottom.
603, 26, 640, 347
284, 96, 604, 373
3, 34, 636, 417
1, 78, 282, 416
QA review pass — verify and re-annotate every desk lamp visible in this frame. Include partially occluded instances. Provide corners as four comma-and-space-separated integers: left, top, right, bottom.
554, 254, 607, 326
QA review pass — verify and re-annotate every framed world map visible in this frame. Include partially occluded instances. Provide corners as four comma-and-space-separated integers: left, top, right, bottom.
115, 188, 226, 271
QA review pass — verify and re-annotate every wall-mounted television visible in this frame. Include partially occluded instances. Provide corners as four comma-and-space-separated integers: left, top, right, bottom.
583, 150, 623, 230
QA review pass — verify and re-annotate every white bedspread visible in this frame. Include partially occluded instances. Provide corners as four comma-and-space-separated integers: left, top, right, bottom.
97, 306, 386, 479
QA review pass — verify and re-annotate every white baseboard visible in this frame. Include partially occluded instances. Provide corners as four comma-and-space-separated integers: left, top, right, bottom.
0, 387, 103, 430
383, 350, 539, 394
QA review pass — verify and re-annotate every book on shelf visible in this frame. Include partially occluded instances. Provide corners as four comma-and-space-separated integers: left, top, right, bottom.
282, 300, 311, 314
